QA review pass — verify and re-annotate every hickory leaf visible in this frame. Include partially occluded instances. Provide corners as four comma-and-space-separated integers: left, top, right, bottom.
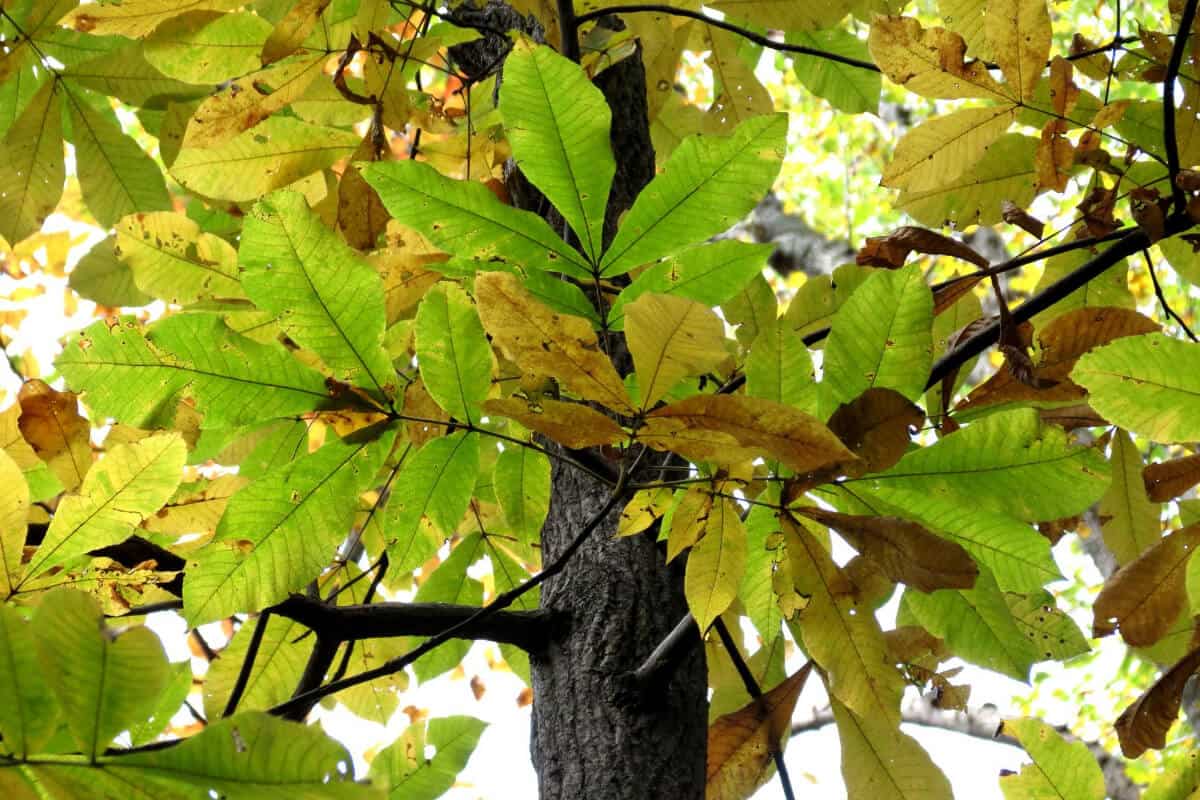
415, 283, 492, 425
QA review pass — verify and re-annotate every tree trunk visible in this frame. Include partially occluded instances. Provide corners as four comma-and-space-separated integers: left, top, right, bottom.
525, 49, 709, 800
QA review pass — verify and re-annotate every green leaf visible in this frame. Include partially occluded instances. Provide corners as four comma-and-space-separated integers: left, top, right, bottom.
865, 486, 1060, 592
370, 716, 487, 799
113, 712, 374, 798
0, 79, 63, 245
144, 12, 274, 84
0, 450, 30, 597
1004, 590, 1090, 663
745, 320, 818, 416
58, 315, 332, 429
500, 42, 614, 264
0, 604, 60, 758
170, 115, 360, 202
599, 113, 788, 276
608, 240, 773, 329
203, 614, 313, 716
1073, 333, 1200, 443
33, 589, 169, 759
115, 211, 243, 303
999, 717, 1106, 800
363, 160, 592, 279
871, 409, 1110, 522
19, 434, 185, 588
897, 134, 1039, 228
183, 425, 395, 625
1099, 429, 1161, 566
415, 283, 492, 425
493, 445, 550, 546
823, 262, 933, 412
385, 432, 479, 573
241, 190, 393, 396
61, 40, 207, 110
789, 29, 881, 114
69, 236, 153, 307
64, 87, 171, 227
903, 568, 1038, 681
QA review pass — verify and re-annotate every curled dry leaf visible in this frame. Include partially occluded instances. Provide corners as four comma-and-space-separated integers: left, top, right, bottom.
18, 378, 92, 492
1001, 200, 1045, 238
705, 664, 812, 800
1092, 525, 1200, 647
856, 226, 988, 270
1076, 186, 1120, 238
1176, 168, 1200, 192
958, 307, 1159, 410
1143, 453, 1200, 503
1115, 646, 1200, 758
482, 397, 627, 450
639, 394, 859, 475
796, 507, 978, 592
827, 387, 924, 475
1130, 187, 1169, 243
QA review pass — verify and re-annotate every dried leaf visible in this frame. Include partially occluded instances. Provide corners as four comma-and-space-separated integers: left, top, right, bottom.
856, 226, 988, 270
1144, 453, 1200, 503
483, 397, 627, 450
827, 387, 924, 474
1115, 646, 1200, 758
640, 394, 858, 474
706, 665, 812, 800
797, 507, 978, 592
1093, 525, 1200, 646
1001, 200, 1044, 238
18, 379, 92, 492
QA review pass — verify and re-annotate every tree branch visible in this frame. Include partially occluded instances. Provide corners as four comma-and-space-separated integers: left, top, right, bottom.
268, 460, 637, 719
1164, 0, 1199, 211
575, 4, 879, 73
791, 695, 1140, 800
925, 213, 1196, 391
222, 611, 271, 718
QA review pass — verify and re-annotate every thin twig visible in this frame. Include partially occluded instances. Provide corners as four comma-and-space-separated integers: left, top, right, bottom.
1144, 250, 1198, 341
1164, 0, 1200, 211
222, 611, 271, 718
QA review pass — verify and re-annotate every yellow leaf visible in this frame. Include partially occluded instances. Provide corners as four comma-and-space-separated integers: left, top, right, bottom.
640, 394, 858, 474
984, 0, 1051, 102
685, 497, 746, 631
17, 379, 91, 492
882, 104, 1017, 192
1099, 429, 1162, 566
617, 486, 673, 537
0, 450, 29, 597
63, 0, 242, 37
785, 517, 904, 724
482, 397, 627, 450
261, 0, 333, 65
700, 27, 773, 133
667, 487, 712, 561
705, 665, 812, 800
625, 293, 727, 410
869, 16, 1011, 101
475, 272, 633, 414
797, 507, 978, 592
833, 698, 953, 800
183, 54, 327, 149
1093, 525, 1200, 647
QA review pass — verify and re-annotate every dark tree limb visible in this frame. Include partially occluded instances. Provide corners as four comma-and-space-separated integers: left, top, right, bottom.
790, 695, 1140, 800
1164, 0, 1199, 211
222, 611, 272, 718
575, 4, 880, 73
925, 213, 1196, 391
629, 612, 701, 698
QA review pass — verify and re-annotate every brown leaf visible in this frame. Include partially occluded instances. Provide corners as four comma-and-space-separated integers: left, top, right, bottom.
1035, 121, 1073, 192
1048, 57, 1078, 116
1092, 525, 1200, 646
339, 140, 390, 251
1131, 187, 1170, 243
475, 272, 633, 414
857, 226, 988, 270
1176, 169, 1200, 192
932, 274, 985, 315
797, 507, 978, 592
706, 664, 813, 800
1001, 200, 1045, 238
1115, 646, 1200, 758
18, 378, 92, 491
483, 397, 627, 450
403, 380, 451, 447
640, 394, 859, 474
1143, 453, 1200, 503
1076, 186, 1120, 238
1037, 404, 1108, 430
958, 307, 1159, 410
827, 388, 924, 475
